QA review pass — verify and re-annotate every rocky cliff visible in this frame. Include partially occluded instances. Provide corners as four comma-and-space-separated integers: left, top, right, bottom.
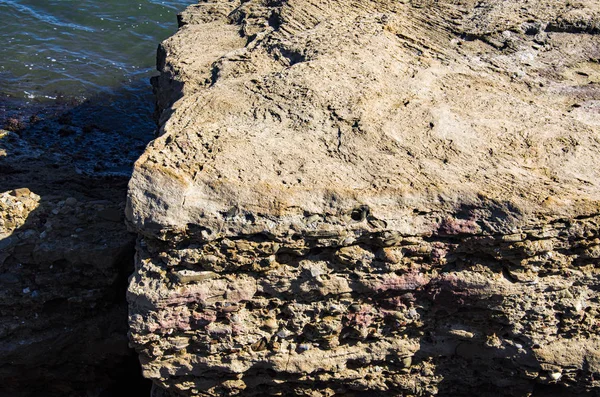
127, 0, 600, 395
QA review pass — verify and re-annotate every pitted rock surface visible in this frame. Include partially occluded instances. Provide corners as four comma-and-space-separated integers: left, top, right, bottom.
127, 1, 600, 396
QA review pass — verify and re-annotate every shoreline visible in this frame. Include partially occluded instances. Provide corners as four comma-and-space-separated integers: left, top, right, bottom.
0, 34, 161, 397
0, 1, 196, 395
1, 0, 599, 395
0, 77, 157, 178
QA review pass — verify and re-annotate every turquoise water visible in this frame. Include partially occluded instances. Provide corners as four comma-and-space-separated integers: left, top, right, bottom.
0, 0, 195, 100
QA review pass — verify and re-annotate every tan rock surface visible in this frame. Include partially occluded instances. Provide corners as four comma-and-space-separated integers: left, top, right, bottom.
127, 1, 600, 396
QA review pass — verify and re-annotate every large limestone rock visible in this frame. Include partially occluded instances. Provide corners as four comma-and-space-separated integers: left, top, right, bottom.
127, 0, 600, 395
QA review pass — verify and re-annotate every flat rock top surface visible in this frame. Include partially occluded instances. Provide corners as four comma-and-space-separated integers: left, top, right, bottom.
127, 0, 600, 241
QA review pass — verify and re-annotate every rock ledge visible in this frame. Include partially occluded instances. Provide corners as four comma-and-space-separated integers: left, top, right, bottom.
127, 1, 600, 396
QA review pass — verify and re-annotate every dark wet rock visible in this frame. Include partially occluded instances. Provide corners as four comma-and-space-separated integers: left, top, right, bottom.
0, 97, 152, 396
4, 117, 25, 132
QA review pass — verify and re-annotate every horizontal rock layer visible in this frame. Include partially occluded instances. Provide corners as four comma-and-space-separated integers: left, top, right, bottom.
127, 0, 600, 396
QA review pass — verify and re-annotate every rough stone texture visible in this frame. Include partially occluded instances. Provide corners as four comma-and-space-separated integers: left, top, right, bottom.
0, 128, 144, 396
127, 1, 600, 396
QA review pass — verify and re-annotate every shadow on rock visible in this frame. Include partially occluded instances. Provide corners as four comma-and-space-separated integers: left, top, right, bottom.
415, 232, 600, 397
0, 85, 156, 397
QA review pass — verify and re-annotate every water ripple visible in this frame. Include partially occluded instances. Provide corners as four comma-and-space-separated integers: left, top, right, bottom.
3, 1, 97, 32
0, 0, 195, 100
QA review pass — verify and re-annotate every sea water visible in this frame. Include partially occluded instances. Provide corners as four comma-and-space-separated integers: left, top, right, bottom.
0, 0, 194, 100
0, 0, 196, 176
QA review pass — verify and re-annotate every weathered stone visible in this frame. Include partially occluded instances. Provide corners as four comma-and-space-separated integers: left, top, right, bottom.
127, 0, 600, 396
10, 187, 31, 198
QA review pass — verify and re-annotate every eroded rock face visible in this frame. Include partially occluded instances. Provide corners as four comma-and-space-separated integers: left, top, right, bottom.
127, 1, 600, 395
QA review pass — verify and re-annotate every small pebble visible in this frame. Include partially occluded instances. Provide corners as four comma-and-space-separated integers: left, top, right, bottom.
306, 214, 320, 224
264, 318, 278, 330
11, 188, 31, 198
408, 308, 418, 318
550, 372, 562, 381
221, 303, 239, 313
393, 312, 404, 320
65, 197, 78, 206
297, 343, 311, 352
277, 329, 292, 338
